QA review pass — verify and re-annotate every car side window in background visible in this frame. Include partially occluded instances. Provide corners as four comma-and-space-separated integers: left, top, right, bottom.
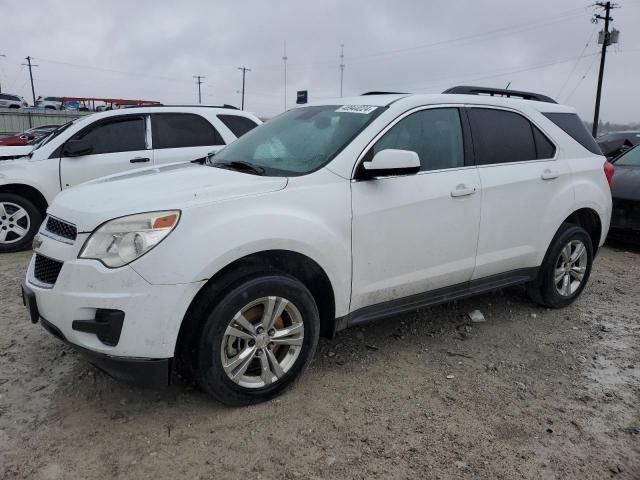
542, 112, 602, 155
152, 113, 224, 149
218, 114, 259, 138
468, 108, 538, 165
615, 146, 640, 166
371, 108, 464, 171
72, 117, 146, 154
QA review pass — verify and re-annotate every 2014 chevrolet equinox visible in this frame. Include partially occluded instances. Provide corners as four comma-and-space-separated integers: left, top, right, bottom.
23, 87, 613, 405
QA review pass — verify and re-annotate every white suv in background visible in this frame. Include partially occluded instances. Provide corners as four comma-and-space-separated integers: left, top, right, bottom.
0, 106, 261, 251
23, 86, 612, 406
0, 93, 29, 108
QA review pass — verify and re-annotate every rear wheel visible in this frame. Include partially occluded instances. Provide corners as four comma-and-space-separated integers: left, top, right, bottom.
0, 194, 41, 253
194, 274, 320, 406
527, 224, 593, 308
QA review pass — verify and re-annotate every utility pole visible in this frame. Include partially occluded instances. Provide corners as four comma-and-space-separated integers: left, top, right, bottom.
22, 56, 38, 106
237, 66, 251, 110
0, 54, 5, 94
591, 1, 619, 137
339, 44, 345, 97
282, 41, 288, 111
193, 75, 205, 104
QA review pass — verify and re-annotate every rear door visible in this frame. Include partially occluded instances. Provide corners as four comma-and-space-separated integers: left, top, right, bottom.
151, 113, 226, 164
59, 115, 150, 189
467, 106, 572, 279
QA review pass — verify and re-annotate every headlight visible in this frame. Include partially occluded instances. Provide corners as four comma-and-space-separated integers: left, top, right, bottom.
79, 211, 180, 268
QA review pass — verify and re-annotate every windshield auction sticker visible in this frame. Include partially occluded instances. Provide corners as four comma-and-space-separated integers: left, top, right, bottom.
335, 105, 378, 114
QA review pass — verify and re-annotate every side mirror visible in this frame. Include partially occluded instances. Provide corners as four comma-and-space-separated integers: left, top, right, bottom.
63, 139, 93, 157
360, 149, 420, 178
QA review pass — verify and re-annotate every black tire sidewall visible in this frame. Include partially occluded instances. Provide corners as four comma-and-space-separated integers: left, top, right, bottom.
540, 224, 593, 307
196, 274, 320, 406
0, 193, 41, 253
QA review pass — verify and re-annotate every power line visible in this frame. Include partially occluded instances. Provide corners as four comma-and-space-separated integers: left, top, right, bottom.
564, 54, 600, 103
193, 75, 205, 104
238, 66, 251, 110
556, 26, 598, 98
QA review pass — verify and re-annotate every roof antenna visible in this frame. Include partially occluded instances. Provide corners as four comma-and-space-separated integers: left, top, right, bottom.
505, 81, 511, 90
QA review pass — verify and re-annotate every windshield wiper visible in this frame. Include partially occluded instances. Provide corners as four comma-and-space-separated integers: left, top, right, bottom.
213, 161, 266, 176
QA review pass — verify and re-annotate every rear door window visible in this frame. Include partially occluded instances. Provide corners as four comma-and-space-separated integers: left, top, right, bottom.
542, 112, 602, 155
468, 108, 538, 165
218, 114, 259, 138
152, 113, 224, 149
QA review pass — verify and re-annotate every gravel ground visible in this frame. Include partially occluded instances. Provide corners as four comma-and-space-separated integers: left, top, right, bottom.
1, 243, 639, 479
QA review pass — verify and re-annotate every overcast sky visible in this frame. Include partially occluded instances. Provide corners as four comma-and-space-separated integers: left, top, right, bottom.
1, 0, 638, 122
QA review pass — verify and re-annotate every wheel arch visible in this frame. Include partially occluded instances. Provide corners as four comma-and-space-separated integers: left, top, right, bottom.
0, 183, 48, 217
174, 249, 337, 375
562, 207, 602, 255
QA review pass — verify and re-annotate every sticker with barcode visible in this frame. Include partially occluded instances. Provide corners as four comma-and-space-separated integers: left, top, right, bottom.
335, 105, 378, 114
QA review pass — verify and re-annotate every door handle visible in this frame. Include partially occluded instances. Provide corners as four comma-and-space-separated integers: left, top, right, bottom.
130, 157, 150, 163
450, 184, 477, 197
541, 169, 560, 180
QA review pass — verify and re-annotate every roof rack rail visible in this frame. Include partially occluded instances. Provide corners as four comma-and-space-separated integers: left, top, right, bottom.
442, 85, 557, 104
124, 104, 240, 110
361, 91, 407, 96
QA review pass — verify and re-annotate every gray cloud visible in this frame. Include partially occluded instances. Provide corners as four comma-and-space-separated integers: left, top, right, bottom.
0, 0, 638, 122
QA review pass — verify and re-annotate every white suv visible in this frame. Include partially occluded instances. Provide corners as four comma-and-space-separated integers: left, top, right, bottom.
0, 106, 261, 252
22, 87, 613, 405
0, 93, 28, 108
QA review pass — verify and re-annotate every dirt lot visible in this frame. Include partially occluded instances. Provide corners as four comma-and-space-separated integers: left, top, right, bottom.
1, 244, 639, 480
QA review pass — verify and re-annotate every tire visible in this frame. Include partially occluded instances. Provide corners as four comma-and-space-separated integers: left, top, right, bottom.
0, 193, 42, 253
193, 274, 320, 406
527, 223, 593, 308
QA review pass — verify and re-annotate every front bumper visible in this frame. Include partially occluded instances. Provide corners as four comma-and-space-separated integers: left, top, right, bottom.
25, 233, 206, 363
22, 283, 170, 387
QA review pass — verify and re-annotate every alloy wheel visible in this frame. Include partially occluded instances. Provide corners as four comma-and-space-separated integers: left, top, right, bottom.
220, 296, 304, 388
0, 202, 30, 245
554, 239, 588, 297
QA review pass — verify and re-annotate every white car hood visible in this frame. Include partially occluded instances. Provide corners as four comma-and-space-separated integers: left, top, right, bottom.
0, 145, 33, 160
48, 162, 288, 232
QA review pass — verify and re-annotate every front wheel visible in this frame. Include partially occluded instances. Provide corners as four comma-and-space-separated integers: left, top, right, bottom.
527, 224, 593, 308
0, 194, 42, 253
194, 274, 320, 406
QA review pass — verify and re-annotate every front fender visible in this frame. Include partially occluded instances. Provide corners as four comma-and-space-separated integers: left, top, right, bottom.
0, 157, 60, 205
130, 174, 352, 316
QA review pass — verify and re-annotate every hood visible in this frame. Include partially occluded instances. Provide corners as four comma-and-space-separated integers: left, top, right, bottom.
0, 145, 33, 160
612, 166, 640, 202
48, 162, 288, 232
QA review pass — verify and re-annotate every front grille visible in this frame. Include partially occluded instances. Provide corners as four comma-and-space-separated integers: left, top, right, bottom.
45, 216, 77, 241
33, 254, 63, 286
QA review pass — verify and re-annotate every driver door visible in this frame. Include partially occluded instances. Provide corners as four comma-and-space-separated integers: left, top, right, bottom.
60, 115, 151, 189
350, 107, 481, 312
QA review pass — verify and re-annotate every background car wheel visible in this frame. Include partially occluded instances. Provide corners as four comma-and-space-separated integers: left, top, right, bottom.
194, 274, 320, 406
527, 223, 593, 308
0, 193, 42, 253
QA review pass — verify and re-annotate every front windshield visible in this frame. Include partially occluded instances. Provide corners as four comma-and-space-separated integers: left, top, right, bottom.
31, 120, 75, 151
615, 145, 640, 166
212, 104, 384, 176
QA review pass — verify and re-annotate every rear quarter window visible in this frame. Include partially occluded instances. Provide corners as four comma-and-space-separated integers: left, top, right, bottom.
543, 112, 602, 155
217, 114, 259, 138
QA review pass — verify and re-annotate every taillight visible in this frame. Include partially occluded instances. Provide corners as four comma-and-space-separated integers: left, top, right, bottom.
603, 161, 615, 190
